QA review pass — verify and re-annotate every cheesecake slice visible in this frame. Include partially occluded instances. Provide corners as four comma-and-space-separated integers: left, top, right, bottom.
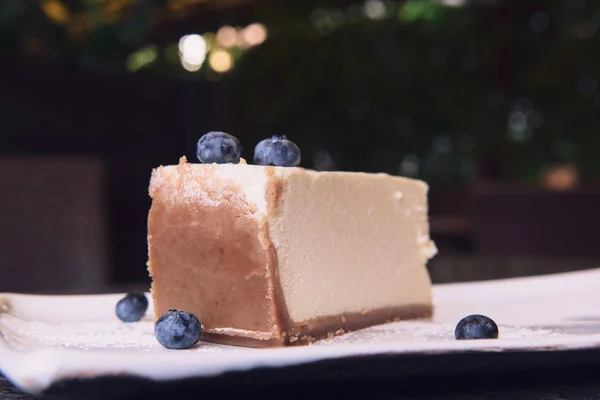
147, 157, 437, 348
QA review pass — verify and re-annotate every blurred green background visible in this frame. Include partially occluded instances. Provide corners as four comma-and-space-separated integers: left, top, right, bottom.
2, 0, 600, 292
4, 0, 600, 183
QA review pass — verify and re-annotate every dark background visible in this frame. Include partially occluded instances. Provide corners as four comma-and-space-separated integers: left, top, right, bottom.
1, 0, 600, 294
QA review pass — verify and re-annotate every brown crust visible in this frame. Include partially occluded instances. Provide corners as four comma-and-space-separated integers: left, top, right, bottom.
200, 331, 285, 349
198, 303, 434, 348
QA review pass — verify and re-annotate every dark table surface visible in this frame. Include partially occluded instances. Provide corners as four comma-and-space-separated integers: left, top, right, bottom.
0, 376, 33, 400
4, 364, 600, 400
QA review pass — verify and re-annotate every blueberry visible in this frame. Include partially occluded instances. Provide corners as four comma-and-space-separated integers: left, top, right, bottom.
116, 293, 149, 323
196, 131, 242, 164
253, 135, 301, 167
454, 314, 499, 340
154, 309, 202, 349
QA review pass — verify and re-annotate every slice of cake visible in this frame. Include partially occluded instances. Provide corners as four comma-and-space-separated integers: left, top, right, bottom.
147, 154, 437, 348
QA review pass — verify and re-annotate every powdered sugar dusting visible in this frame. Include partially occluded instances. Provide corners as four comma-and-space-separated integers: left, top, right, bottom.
0, 312, 589, 354
314, 321, 572, 346
0, 314, 244, 353
3, 268, 600, 395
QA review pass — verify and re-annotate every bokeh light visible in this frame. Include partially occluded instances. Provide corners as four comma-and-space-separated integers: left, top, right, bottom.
181, 59, 202, 72
438, 0, 467, 6
541, 164, 579, 191
242, 23, 268, 46
216, 26, 238, 48
507, 111, 531, 142
364, 0, 386, 20
209, 50, 233, 73
179, 34, 207, 68
399, 154, 420, 177
126, 45, 158, 72
40, 0, 70, 24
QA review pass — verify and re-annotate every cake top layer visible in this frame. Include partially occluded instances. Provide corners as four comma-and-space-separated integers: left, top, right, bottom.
149, 156, 437, 263
150, 156, 429, 198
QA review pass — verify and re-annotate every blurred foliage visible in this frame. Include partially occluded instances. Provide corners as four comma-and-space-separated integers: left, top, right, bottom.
3, 0, 600, 185
230, 0, 600, 184
0, 0, 246, 74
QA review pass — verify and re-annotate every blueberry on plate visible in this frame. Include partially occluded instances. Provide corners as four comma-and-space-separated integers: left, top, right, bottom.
454, 314, 499, 340
154, 309, 202, 349
116, 293, 149, 323
196, 131, 242, 164
254, 135, 301, 167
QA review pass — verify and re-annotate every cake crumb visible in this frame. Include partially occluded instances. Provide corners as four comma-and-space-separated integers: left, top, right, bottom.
179, 156, 188, 164
303, 335, 316, 344
326, 329, 346, 340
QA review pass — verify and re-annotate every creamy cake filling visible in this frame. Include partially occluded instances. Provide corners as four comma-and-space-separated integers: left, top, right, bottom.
268, 168, 436, 323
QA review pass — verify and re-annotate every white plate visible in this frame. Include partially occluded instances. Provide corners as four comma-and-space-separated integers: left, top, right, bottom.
2, 268, 600, 395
